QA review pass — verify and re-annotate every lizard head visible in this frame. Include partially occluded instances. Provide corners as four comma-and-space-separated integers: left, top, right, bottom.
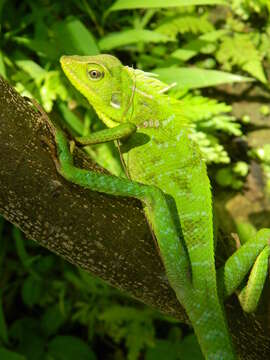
60, 54, 132, 127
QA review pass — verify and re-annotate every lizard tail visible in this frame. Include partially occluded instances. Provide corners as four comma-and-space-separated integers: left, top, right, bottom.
178, 284, 237, 360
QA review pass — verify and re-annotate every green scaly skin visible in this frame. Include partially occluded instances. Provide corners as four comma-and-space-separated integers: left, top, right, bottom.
52, 54, 270, 360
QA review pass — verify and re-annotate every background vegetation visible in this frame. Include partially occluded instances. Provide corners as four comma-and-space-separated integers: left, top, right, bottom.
1, 0, 270, 359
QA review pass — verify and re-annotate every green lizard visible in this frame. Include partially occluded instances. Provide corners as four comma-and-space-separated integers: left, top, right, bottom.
51, 54, 270, 359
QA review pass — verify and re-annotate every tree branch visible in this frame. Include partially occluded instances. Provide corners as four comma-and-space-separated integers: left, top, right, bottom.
1, 76, 270, 359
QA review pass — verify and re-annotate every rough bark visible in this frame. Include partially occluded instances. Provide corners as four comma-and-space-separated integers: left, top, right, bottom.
0, 76, 269, 359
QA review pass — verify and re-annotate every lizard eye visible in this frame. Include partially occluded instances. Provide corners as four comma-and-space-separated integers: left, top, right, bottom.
88, 69, 104, 80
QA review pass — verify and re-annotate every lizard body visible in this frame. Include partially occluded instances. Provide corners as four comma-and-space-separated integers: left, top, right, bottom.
52, 54, 270, 359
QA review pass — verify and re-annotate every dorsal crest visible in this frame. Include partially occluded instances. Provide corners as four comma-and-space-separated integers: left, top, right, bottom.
125, 66, 177, 95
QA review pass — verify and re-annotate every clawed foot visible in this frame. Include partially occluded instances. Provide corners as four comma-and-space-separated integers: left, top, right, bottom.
25, 97, 73, 174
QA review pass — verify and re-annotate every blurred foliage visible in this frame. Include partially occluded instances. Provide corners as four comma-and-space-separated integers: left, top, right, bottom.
1, 0, 270, 359
0, 219, 203, 360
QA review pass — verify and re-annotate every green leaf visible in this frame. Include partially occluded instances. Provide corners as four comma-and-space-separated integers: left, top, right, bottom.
42, 305, 67, 336
52, 17, 99, 56
0, 0, 7, 20
58, 103, 84, 135
21, 275, 43, 307
0, 216, 4, 237
34, 255, 55, 274
48, 336, 96, 360
199, 29, 228, 41
154, 67, 253, 89
215, 167, 234, 187
198, 115, 241, 136
13, 227, 38, 269
100, 306, 156, 360
171, 49, 197, 61
156, 14, 214, 38
182, 39, 216, 56
40, 71, 69, 112
216, 34, 267, 83
146, 335, 204, 360
191, 131, 230, 164
0, 218, 6, 271
0, 295, 8, 344
13, 18, 99, 60
178, 334, 204, 359
0, 51, 6, 78
175, 93, 232, 119
12, 37, 59, 60
87, 143, 125, 177
15, 59, 46, 81
109, 0, 227, 11
9, 318, 46, 360
99, 29, 174, 51
0, 348, 26, 360
146, 340, 180, 360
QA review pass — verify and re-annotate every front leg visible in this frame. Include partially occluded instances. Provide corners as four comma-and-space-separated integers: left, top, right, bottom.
75, 123, 136, 145
53, 128, 190, 288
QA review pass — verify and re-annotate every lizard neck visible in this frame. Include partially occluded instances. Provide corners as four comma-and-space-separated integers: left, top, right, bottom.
128, 93, 176, 128
95, 107, 120, 128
